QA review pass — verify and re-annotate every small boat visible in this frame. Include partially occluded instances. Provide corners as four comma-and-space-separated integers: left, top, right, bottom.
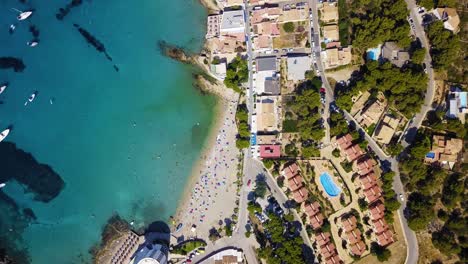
9, 24, 16, 34
14, 9, 33, 21
175, 223, 183, 232
27, 41, 38, 47
0, 183, 5, 189
0, 129, 10, 143
0, 83, 7, 94
24, 91, 37, 106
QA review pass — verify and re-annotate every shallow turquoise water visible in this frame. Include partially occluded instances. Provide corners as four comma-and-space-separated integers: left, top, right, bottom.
0, 0, 214, 263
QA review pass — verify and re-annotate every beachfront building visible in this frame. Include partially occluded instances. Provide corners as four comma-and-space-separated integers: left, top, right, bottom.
210, 62, 227, 80
424, 135, 463, 169
447, 88, 468, 123
220, 10, 246, 40
206, 15, 222, 39
373, 114, 401, 144
321, 47, 352, 69
286, 54, 311, 81
131, 242, 169, 264
355, 100, 386, 129
381, 42, 409, 68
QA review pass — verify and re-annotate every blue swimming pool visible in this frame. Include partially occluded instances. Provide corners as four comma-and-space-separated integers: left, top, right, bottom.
426, 152, 435, 159
367, 47, 380, 61
320, 172, 342, 197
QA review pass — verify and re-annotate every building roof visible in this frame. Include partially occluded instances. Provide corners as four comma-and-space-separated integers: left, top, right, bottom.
316, 232, 331, 247
344, 144, 364, 162
286, 54, 311, 81
288, 175, 304, 191
356, 157, 377, 176
434, 8, 460, 33
220, 10, 245, 33
372, 218, 389, 234
369, 201, 386, 221
253, 35, 271, 50
374, 123, 396, 145
251, 8, 281, 24
304, 201, 321, 217
292, 186, 308, 203
310, 213, 324, 230
359, 100, 386, 128
320, 242, 337, 259
363, 184, 382, 203
264, 77, 280, 95
320, 3, 338, 22
341, 216, 357, 232
256, 134, 277, 145
225, 0, 244, 6
259, 145, 281, 158
323, 25, 339, 41
255, 21, 280, 36
359, 172, 378, 190
278, 8, 309, 23
206, 15, 221, 39
323, 47, 352, 69
381, 42, 409, 68
256, 56, 277, 71
283, 163, 299, 179
325, 254, 342, 264
336, 134, 353, 150
376, 229, 394, 247
210, 62, 227, 80
256, 97, 278, 132
349, 240, 366, 256
426, 135, 463, 168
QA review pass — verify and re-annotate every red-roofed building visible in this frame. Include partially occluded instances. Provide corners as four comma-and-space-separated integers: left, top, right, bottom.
356, 158, 377, 176
369, 202, 385, 221
344, 144, 364, 162
349, 240, 366, 256
341, 216, 357, 232
288, 175, 303, 191
325, 254, 342, 264
377, 229, 394, 246
310, 213, 324, 230
320, 242, 337, 259
304, 201, 321, 217
316, 232, 331, 247
359, 172, 378, 190
292, 187, 308, 203
336, 134, 353, 150
372, 218, 389, 234
345, 229, 362, 244
260, 145, 281, 159
282, 163, 299, 179
363, 185, 382, 203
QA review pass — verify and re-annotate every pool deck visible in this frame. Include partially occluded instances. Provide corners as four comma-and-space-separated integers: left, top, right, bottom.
308, 159, 345, 211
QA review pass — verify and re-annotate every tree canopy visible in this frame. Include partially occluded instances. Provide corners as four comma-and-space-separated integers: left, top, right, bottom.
426, 21, 460, 69
224, 56, 248, 92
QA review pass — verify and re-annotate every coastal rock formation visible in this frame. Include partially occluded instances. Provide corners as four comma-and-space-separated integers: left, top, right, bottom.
0, 58, 25, 72
0, 142, 65, 202
56, 0, 83, 20
73, 24, 119, 71
158, 40, 194, 64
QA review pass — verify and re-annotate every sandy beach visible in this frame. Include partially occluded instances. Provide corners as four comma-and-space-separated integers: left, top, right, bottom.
171, 77, 241, 243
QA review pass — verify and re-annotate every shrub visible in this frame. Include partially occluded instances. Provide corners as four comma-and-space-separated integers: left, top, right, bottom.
283, 22, 295, 33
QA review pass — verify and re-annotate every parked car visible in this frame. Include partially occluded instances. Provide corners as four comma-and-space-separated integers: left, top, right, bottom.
320, 108, 324, 115
247, 179, 252, 187
423, 63, 428, 74
399, 194, 405, 201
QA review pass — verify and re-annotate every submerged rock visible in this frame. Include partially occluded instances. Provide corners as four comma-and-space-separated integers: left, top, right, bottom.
0, 57, 25, 72
157, 40, 194, 64
0, 142, 65, 202
74, 24, 118, 71
56, 0, 83, 20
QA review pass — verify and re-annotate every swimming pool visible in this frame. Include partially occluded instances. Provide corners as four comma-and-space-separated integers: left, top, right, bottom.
366, 47, 380, 61
320, 172, 341, 197
426, 152, 435, 159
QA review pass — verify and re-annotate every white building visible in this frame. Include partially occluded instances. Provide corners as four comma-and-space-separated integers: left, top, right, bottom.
220, 10, 246, 35
210, 62, 227, 80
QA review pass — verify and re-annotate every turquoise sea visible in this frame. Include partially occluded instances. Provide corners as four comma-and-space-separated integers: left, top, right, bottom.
0, 0, 215, 263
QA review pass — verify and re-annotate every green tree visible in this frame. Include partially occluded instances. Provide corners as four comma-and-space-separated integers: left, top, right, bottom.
426, 21, 460, 69
411, 48, 426, 64
418, 0, 435, 9
263, 159, 274, 169
370, 242, 391, 261
254, 180, 268, 198
406, 192, 435, 231
285, 143, 299, 157
332, 148, 341, 158
387, 143, 404, 157
283, 22, 295, 33
302, 145, 320, 159
236, 138, 250, 149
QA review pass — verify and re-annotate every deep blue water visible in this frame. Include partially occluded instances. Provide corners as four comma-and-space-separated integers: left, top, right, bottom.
0, 0, 215, 263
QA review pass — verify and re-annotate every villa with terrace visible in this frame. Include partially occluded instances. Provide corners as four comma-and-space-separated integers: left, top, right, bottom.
282, 163, 310, 203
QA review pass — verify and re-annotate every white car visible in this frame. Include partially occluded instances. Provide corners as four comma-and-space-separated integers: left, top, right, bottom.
399, 194, 404, 201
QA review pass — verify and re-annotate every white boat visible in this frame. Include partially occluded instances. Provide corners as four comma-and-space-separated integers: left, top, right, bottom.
9, 24, 15, 33
0, 183, 5, 189
27, 41, 38, 47
24, 91, 37, 106
0, 83, 7, 94
0, 129, 10, 143
15, 10, 33, 21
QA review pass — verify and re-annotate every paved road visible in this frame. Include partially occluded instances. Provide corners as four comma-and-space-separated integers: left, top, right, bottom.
401, 0, 435, 147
